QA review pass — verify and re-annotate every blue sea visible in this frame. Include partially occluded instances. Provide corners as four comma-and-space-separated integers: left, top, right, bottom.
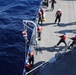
0, 0, 41, 75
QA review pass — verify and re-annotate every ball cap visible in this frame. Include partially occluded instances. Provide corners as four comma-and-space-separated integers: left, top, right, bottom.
64, 32, 66, 35
28, 49, 32, 53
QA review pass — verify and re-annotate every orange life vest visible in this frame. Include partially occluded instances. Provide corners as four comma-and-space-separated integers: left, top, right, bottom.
73, 37, 76, 42
40, 9, 43, 16
56, 11, 62, 17
37, 26, 42, 32
24, 63, 31, 70
38, 11, 42, 18
28, 52, 34, 57
62, 35, 67, 40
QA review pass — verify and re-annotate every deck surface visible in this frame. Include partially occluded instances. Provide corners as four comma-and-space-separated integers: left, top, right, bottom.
34, 0, 76, 64
29, 0, 76, 75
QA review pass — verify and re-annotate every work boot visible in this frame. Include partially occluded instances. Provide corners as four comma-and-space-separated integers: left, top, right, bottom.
67, 46, 71, 49
55, 45, 58, 47
54, 22, 56, 24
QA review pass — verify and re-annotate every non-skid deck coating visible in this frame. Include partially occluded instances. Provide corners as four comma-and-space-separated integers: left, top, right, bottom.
30, 0, 76, 75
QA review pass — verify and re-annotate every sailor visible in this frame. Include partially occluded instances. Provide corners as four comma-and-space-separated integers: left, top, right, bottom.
24, 61, 31, 72
54, 9, 62, 25
37, 26, 42, 41
38, 10, 43, 25
22, 30, 29, 49
22, 31, 26, 35
28, 49, 34, 66
55, 32, 67, 47
68, 34, 76, 49
49, 0, 56, 11
22, 31, 28, 42
43, 0, 49, 7
40, 8, 44, 19
40, 7, 46, 21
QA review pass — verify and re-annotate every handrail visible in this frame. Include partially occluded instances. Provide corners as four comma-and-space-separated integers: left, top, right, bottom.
22, 20, 38, 75
23, 20, 37, 46
22, 1, 42, 75
25, 62, 45, 75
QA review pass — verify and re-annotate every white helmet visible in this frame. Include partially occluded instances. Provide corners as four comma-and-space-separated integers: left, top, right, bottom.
58, 9, 61, 11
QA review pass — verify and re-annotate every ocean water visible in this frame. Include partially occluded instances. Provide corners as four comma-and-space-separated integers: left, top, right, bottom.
0, 0, 41, 75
